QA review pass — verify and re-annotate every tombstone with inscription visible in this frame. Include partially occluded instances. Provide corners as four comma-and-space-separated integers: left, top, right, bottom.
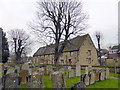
27, 74, 44, 88
51, 71, 66, 88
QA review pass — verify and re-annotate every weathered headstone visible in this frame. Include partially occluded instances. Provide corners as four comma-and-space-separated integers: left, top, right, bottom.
27, 74, 44, 88
71, 81, 86, 90
20, 70, 28, 84
76, 62, 81, 77
7, 67, 15, 74
3, 73, 20, 88
44, 65, 53, 75
85, 67, 89, 74
106, 68, 109, 79
95, 70, 100, 81
22, 64, 29, 70
89, 72, 95, 85
51, 71, 66, 88
84, 74, 89, 86
68, 70, 74, 78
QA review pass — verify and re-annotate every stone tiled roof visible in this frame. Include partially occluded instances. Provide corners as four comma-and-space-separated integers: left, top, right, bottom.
33, 34, 89, 56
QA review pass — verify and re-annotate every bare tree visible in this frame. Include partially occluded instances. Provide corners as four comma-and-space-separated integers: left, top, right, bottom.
8, 29, 31, 64
30, 1, 88, 66
95, 32, 103, 65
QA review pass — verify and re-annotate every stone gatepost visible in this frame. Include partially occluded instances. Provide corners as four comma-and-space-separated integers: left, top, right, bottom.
51, 71, 66, 88
76, 62, 81, 77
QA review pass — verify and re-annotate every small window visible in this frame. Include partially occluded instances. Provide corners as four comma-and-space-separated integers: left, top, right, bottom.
88, 50, 91, 56
70, 52, 74, 56
61, 60, 64, 64
68, 59, 72, 65
87, 58, 92, 64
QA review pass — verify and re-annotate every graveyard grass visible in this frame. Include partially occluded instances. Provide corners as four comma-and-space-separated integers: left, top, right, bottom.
21, 70, 119, 88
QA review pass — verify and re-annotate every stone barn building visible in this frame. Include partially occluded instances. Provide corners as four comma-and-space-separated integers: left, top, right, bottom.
33, 34, 99, 66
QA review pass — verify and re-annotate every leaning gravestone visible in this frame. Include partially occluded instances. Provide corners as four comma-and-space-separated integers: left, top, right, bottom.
3, 73, 20, 88
71, 81, 86, 90
51, 71, 66, 88
68, 70, 74, 78
27, 73, 44, 88
89, 72, 95, 85
84, 74, 89, 86
76, 62, 81, 77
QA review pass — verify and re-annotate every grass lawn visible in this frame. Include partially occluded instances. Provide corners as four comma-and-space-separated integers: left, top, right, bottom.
20, 70, 119, 89
87, 79, 119, 88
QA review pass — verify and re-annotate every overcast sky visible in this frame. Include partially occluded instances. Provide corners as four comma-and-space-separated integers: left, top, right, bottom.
0, 0, 119, 56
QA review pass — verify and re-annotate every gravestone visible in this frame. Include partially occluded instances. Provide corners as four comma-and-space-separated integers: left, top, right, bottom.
89, 72, 95, 85
76, 62, 81, 77
20, 70, 28, 84
84, 74, 89, 86
71, 81, 86, 90
85, 67, 88, 74
3, 73, 20, 88
28, 68, 32, 75
95, 70, 100, 81
22, 64, 29, 70
44, 65, 53, 75
7, 67, 15, 74
68, 70, 74, 78
106, 68, 109, 79
51, 71, 66, 88
0, 63, 3, 75
27, 74, 44, 88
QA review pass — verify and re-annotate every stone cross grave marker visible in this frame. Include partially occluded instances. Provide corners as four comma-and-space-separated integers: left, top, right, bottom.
76, 62, 81, 77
